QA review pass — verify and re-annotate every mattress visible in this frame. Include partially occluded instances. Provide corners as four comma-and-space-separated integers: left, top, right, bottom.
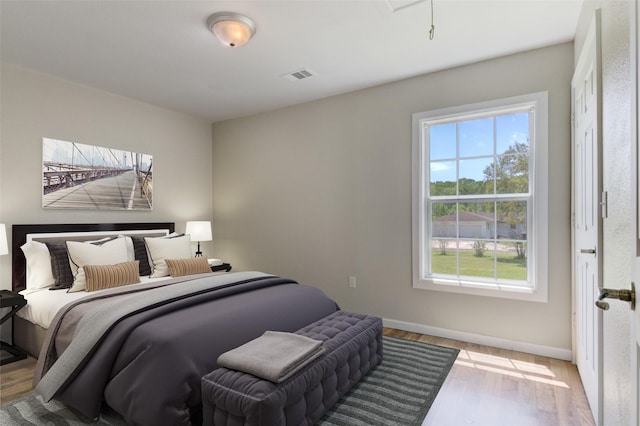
18, 276, 176, 329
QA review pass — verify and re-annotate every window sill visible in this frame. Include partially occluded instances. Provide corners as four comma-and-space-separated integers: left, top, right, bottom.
413, 277, 548, 302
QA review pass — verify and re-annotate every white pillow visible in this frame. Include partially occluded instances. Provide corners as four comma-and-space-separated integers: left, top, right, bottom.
66, 236, 134, 276
66, 236, 110, 277
20, 240, 55, 290
145, 235, 192, 278
66, 237, 130, 292
122, 235, 135, 262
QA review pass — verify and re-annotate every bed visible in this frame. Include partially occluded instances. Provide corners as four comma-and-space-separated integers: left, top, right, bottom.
12, 223, 176, 357
11, 223, 339, 425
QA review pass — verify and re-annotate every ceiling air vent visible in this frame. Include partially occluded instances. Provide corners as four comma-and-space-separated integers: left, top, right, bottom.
283, 68, 316, 82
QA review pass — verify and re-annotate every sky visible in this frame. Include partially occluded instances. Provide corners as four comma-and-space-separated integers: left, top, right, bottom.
43, 138, 152, 170
429, 112, 529, 183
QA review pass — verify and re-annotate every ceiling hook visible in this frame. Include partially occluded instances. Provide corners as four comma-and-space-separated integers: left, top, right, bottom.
428, 0, 435, 40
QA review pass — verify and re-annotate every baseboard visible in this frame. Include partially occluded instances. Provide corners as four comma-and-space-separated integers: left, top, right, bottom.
383, 318, 573, 361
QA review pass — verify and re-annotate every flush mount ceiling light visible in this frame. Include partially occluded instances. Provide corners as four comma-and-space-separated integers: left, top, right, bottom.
207, 12, 256, 48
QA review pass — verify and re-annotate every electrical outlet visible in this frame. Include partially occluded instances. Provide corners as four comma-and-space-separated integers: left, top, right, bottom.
349, 276, 356, 288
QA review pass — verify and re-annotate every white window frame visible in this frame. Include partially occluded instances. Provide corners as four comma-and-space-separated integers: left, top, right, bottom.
411, 92, 548, 302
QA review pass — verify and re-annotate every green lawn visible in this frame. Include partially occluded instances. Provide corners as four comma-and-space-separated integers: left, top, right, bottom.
431, 249, 527, 281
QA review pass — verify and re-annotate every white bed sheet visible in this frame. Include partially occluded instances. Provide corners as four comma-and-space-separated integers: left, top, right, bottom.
17, 276, 172, 329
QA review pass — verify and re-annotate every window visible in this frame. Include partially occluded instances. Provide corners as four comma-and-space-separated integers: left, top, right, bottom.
412, 92, 548, 302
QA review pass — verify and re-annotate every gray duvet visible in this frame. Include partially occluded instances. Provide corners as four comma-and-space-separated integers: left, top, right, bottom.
33, 272, 339, 426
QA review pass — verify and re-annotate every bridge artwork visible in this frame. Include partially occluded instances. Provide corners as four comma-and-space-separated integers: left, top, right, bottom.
42, 138, 153, 210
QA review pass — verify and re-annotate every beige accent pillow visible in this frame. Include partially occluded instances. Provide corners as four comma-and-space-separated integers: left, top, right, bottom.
165, 257, 211, 277
84, 261, 141, 292
144, 235, 192, 277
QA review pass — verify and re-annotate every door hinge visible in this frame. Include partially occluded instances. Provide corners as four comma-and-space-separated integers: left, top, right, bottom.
600, 191, 608, 218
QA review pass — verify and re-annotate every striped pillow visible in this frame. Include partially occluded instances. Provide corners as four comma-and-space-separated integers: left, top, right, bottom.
83, 261, 141, 292
165, 257, 211, 277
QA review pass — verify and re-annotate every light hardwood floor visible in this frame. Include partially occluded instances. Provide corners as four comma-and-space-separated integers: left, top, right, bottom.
383, 329, 595, 426
1, 328, 595, 426
0, 355, 37, 405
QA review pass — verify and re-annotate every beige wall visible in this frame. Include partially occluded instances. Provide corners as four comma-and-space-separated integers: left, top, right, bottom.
575, 1, 633, 424
0, 63, 215, 289
212, 43, 574, 352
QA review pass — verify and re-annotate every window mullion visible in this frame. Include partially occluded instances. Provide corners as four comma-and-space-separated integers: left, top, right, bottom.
455, 121, 460, 279
493, 117, 497, 281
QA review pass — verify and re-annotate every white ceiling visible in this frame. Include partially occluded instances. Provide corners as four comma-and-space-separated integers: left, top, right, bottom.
0, 0, 583, 123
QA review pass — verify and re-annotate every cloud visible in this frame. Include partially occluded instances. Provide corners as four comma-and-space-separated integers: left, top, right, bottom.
510, 131, 528, 143
431, 162, 452, 172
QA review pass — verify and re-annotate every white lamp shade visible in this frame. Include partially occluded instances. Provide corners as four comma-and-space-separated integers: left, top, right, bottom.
186, 221, 212, 242
0, 223, 8, 256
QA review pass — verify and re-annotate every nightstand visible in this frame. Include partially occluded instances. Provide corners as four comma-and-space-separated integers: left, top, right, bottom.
0, 290, 28, 365
211, 263, 232, 272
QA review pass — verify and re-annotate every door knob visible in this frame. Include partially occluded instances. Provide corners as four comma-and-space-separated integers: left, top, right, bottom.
579, 248, 597, 255
595, 282, 636, 311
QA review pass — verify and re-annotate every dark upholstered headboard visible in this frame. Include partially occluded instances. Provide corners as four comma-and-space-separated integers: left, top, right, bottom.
12, 222, 175, 292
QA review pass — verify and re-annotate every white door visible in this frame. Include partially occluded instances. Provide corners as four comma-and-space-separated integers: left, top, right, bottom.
632, 2, 640, 425
572, 11, 603, 425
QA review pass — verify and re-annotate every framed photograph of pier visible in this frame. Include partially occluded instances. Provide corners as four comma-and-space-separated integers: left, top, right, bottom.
42, 138, 153, 210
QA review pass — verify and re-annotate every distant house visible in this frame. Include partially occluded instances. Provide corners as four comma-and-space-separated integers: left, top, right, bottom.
433, 211, 526, 240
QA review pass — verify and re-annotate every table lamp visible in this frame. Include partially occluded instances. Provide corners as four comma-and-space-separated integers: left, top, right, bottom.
0, 224, 8, 256
185, 221, 212, 257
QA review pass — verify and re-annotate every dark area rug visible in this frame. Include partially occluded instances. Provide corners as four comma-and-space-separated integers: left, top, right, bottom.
1, 336, 459, 425
318, 335, 459, 426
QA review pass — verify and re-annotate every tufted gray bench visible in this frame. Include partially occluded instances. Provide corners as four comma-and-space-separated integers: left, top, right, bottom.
201, 310, 383, 426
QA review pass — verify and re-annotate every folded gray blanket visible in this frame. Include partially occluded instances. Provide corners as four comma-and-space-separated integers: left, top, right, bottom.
217, 331, 325, 383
